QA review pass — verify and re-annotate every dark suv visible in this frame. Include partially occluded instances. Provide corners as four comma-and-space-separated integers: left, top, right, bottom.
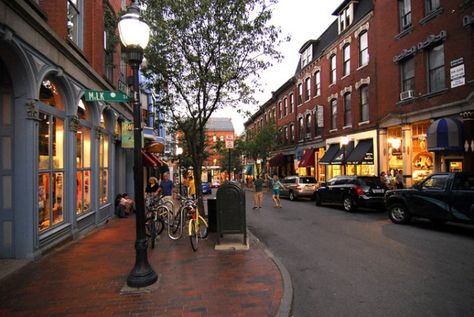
314, 175, 386, 212
385, 172, 474, 225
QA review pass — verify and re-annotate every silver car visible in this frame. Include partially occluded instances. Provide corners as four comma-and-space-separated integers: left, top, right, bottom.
280, 176, 318, 201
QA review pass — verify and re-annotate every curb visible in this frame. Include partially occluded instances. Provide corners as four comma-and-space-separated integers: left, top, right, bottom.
248, 230, 293, 317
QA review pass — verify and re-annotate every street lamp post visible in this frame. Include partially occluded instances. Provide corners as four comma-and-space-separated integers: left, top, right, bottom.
118, 0, 157, 288
176, 147, 183, 195
341, 136, 349, 176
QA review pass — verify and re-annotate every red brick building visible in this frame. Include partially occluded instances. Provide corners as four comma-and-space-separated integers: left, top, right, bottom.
245, 0, 474, 184
205, 117, 236, 182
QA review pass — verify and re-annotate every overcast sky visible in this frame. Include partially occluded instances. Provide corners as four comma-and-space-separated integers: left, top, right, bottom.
215, 0, 338, 135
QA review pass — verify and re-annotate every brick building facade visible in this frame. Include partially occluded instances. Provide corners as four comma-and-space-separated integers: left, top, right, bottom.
245, 0, 474, 184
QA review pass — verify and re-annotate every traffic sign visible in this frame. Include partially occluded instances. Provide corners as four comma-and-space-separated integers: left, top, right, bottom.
84, 90, 129, 102
225, 139, 234, 149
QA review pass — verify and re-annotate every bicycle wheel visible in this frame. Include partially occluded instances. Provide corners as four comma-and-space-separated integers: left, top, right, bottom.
168, 207, 182, 240
155, 217, 165, 236
145, 217, 157, 249
198, 216, 209, 239
189, 219, 199, 251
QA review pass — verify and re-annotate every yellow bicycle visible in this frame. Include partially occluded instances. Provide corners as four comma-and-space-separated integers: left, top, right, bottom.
188, 201, 208, 251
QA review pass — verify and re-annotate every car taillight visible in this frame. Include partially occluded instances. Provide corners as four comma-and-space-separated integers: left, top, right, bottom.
296, 185, 302, 190
354, 185, 364, 196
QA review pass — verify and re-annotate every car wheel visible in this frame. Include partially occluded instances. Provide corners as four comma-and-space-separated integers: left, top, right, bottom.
388, 203, 411, 224
315, 193, 322, 206
289, 191, 296, 201
343, 195, 355, 212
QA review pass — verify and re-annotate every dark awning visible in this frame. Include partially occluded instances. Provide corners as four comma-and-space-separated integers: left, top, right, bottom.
299, 148, 315, 167
319, 144, 340, 165
269, 153, 285, 167
346, 139, 374, 165
427, 117, 464, 152
330, 141, 355, 165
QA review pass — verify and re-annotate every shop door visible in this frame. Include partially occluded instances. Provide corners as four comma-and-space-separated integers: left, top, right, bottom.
0, 61, 14, 258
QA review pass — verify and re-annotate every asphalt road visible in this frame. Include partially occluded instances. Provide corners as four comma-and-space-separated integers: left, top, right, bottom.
244, 190, 474, 317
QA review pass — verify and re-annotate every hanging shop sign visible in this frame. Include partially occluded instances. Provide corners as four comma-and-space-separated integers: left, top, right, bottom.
121, 121, 144, 149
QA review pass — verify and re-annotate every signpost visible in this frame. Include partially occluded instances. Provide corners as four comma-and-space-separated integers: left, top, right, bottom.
84, 90, 129, 102
225, 136, 234, 180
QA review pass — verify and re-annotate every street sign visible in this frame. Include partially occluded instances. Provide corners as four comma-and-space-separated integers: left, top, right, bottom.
84, 90, 129, 102
225, 139, 234, 149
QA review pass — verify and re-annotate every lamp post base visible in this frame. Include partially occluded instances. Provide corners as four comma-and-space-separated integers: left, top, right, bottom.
126, 238, 158, 288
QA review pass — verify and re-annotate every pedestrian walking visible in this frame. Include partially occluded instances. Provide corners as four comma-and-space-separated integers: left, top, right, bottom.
253, 174, 264, 209
396, 169, 404, 189
188, 175, 196, 199
268, 174, 282, 208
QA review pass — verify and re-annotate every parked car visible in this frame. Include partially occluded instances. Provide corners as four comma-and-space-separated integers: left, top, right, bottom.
202, 182, 212, 195
385, 172, 474, 225
279, 176, 318, 201
314, 175, 386, 212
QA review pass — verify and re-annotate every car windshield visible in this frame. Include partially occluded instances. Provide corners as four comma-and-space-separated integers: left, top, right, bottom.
299, 177, 316, 184
357, 177, 384, 188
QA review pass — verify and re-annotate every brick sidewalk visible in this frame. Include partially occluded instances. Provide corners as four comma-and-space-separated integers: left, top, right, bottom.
0, 216, 283, 317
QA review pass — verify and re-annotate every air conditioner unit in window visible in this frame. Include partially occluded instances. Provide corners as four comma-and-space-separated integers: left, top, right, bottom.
400, 90, 415, 100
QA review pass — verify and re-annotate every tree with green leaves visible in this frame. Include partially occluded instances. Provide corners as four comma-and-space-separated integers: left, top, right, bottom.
142, 0, 285, 202
243, 119, 277, 176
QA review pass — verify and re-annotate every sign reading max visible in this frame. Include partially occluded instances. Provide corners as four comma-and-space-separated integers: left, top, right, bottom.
84, 90, 129, 102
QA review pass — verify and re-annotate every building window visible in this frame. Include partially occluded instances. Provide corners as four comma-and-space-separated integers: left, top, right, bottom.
360, 86, 369, 122
290, 124, 295, 142
305, 113, 311, 134
330, 55, 337, 84
289, 94, 294, 113
427, 44, 445, 93
314, 106, 323, 137
343, 93, 352, 126
76, 100, 92, 215
343, 44, 351, 76
283, 98, 288, 116
104, 5, 116, 82
425, 0, 440, 14
359, 32, 369, 66
278, 101, 282, 118
338, 4, 354, 33
38, 78, 65, 232
301, 45, 313, 68
67, 0, 82, 46
401, 57, 415, 93
305, 78, 311, 101
99, 111, 110, 206
38, 114, 65, 232
283, 127, 288, 144
297, 83, 303, 104
399, 0, 412, 30
314, 71, 321, 96
298, 117, 304, 140
331, 99, 337, 129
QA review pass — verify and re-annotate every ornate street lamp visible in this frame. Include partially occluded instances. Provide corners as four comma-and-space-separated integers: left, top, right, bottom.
341, 136, 349, 176
118, 0, 157, 288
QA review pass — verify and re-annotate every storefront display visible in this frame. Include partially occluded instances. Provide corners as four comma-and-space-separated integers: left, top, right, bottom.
387, 128, 403, 173
38, 112, 65, 232
411, 122, 433, 184
99, 125, 109, 206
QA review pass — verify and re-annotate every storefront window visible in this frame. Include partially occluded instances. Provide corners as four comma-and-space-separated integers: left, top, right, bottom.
388, 127, 403, 173
76, 127, 91, 215
412, 122, 433, 183
38, 113, 65, 231
99, 132, 109, 205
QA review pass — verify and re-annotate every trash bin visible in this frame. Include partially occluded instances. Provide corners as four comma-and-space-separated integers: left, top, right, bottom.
216, 181, 246, 244
207, 197, 217, 232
